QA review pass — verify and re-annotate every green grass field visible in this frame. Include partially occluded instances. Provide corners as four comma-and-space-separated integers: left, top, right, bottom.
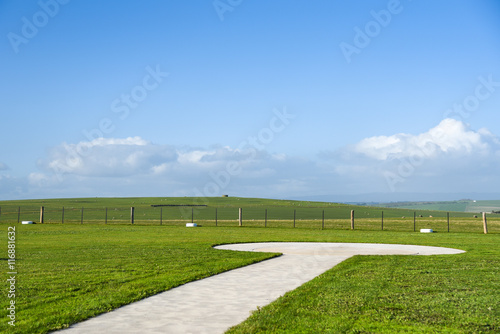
1, 197, 499, 333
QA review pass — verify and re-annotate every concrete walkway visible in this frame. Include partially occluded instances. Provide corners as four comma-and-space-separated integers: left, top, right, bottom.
57, 242, 465, 334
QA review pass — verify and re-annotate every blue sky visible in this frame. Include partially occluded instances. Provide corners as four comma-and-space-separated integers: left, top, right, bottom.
1, 0, 500, 201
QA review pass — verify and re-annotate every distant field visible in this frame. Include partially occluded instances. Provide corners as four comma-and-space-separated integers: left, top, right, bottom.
375, 199, 500, 213
0, 197, 487, 233
466, 200, 500, 213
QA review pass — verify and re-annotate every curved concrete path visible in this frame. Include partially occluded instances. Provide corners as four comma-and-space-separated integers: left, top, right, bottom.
58, 242, 464, 334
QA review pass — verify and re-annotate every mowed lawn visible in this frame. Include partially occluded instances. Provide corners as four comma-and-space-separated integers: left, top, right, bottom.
1, 224, 499, 333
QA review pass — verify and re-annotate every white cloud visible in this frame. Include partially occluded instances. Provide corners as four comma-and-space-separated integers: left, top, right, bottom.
43, 136, 177, 177
84, 137, 149, 147
177, 150, 215, 165
41, 138, 273, 180
0, 162, 9, 171
3, 120, 500, 201
354, 118, 489, 160
328, 118, 500, 193
28, 172, 48, 186
27, 137, 319, 199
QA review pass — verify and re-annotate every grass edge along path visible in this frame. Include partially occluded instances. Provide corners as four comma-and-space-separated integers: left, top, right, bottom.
227, 233, 499, 334
1, 224, 279, 333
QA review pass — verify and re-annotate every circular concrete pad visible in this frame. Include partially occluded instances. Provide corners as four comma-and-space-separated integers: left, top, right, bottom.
59, 242, 464, 334
214, 242, 466, 256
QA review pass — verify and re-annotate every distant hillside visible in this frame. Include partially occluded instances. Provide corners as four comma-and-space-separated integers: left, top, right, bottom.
291, 193, 500, 204
374, 199, 500, 213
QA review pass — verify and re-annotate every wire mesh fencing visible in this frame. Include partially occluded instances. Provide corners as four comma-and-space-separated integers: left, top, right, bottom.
0, 204, 498, 233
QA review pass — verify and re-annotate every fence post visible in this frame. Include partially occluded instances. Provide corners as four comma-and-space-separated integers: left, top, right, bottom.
131, 207, 135, 224
192, 208, 194, 225
293, 209, 296, 228
483, 212, 488, 234
17, 207, 20, 224
413, 212, 416, 232
447, 212, 450, 232
322, 210, 325, 230
62, 207, 64, 224
40, 206, 45, 224
160, 207, 163, 225
215, 208, 217, 227
351, 210, 354, 230
105, 208, 107, 224
265, 209, 267, 227
381, 211, 384, 230
81, 208, 84, 224
239, 208, 242, 226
